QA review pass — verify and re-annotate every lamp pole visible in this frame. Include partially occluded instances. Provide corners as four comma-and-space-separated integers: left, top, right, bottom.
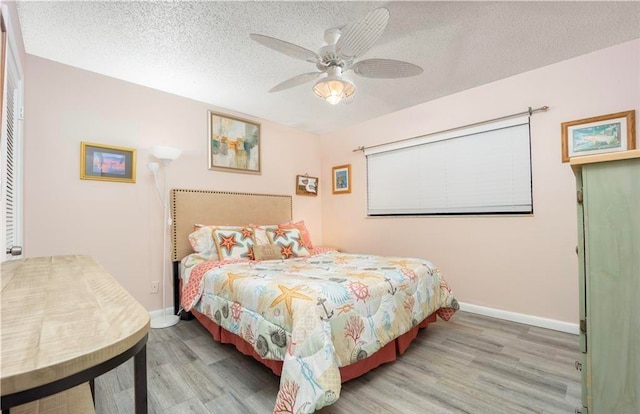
148, 146, 181, 329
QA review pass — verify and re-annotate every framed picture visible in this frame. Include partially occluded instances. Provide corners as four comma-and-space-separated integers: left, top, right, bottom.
80, 142, 136, 183
561, 110, 636, 162
332, 164, 351, 194
296, 175, 318, 196
208, 110, 261, 174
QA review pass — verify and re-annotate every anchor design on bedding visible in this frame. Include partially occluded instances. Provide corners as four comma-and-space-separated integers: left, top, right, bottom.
384, 277, 397, 295
317, 297, 334, 320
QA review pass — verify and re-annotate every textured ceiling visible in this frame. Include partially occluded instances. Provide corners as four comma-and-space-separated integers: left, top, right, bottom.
16, 1, 640, 135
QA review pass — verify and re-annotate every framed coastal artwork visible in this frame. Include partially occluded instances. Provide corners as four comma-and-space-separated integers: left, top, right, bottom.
80, 142, 136, 183
208, 110, 261, 174
296, 175, 318, 196
332, 164, 351, 194
561, 110, 635, 162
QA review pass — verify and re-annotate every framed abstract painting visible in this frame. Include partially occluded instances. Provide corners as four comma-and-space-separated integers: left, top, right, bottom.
208, 110, 261, 174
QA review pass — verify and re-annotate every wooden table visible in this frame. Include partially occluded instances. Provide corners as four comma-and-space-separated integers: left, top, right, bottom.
1, 255, 150, 413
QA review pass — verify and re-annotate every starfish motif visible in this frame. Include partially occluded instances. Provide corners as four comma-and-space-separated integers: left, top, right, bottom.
241, 228, 254, 240
294, 235, 306, 248
388, 259, 415, 268
270, 284, 312, 316
334, 255, 350, 264
347, 272, 382, 281
280, 243, 294, 259
242, 247, 255, 261
271, 228, 288, 241
220, 272, 248, 293
219, 234, 238, 254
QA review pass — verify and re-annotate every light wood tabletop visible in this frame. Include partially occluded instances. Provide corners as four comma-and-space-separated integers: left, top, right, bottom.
1, 255, 150, 411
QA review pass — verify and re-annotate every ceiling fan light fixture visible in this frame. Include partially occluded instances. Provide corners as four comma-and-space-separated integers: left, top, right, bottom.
312, 75, 355, 105
252, 8, 421, 104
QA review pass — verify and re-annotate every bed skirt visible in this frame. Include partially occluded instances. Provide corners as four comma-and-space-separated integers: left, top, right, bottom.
191, 308, 437, 383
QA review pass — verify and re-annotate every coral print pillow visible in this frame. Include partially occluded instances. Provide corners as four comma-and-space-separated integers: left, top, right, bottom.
266, 227, 310, 259
212, 227, 256, 260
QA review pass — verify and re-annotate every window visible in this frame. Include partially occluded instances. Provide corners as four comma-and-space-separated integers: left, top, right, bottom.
366, 116, 532, 215
1, 7, 24, 260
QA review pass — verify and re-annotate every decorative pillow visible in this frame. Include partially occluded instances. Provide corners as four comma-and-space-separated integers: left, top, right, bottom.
213, 227, 256, 260
278, 220, 314, 250
266, 227, 310, 259
253, 244, 282, 261
249, 224, 278, 245
188, 225, 239, 261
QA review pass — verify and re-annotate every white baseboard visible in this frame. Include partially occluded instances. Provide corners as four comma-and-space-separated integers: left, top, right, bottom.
151, 304, 578, 334
149, 307, 174, 319
459, 302, 579, 335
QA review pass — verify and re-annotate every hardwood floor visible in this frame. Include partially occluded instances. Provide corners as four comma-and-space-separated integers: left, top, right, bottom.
95, 311, 582, 413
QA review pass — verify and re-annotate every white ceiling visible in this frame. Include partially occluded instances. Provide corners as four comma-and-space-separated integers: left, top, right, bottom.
16, 1, 640, 135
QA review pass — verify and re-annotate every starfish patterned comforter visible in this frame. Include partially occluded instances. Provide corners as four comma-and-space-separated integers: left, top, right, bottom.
181, 250, 458, 413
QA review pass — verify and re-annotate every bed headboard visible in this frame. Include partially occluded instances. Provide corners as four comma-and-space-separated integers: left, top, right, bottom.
170, 189, 292, 262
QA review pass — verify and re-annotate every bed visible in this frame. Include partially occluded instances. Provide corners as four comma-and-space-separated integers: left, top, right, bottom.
170, 189, 459, 413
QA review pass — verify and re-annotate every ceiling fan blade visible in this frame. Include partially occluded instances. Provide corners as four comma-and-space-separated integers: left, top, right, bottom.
269, 72, 322, 93
336, 8, 390, 59
352, 59, 424, 79
250, 34, 320, 63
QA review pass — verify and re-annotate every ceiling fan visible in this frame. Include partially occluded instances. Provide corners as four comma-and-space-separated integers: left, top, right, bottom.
250, 7, 423, 105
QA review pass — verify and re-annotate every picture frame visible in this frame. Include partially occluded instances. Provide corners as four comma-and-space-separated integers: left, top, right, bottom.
208, 110, 261, 174
561, 110, 635, 162
80, 142, 136, 183
296, 175, 318, 196
332, 164, 351, 194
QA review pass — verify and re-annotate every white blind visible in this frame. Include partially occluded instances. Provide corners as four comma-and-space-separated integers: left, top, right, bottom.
1, 8, 24, 260
4, 82, 17, 252
366, 117, 532, 215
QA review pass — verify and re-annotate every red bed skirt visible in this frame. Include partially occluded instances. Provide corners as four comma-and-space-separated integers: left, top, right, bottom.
191, 309, 437, 383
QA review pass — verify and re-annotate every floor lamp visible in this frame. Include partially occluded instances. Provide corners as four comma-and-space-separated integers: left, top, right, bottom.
148, 145, 181, 329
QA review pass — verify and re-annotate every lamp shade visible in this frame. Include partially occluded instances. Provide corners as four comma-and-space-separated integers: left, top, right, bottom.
147, 161, 160, 173
151, 145, 182, 162
312, 67, 355, 105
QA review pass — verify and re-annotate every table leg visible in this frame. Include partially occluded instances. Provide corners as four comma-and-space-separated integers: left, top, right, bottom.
134, 344, 148, 413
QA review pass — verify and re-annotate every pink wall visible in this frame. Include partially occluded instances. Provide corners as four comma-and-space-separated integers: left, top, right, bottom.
319, 39, 640, 324
20, 28, 639, 323
23, 56, 322, 311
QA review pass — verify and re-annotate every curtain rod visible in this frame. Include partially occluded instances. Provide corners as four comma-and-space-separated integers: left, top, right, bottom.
352, 105, 549, 153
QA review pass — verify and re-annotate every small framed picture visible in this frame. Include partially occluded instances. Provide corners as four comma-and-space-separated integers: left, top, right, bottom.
296, 175, 318, 196
208, 110, 261, 174
332, 164, 351, 194
80, 142, 136, 183
561, 110, 636, 162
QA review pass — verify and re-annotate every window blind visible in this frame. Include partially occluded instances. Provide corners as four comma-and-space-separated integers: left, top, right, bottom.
366, 116, 532, 215
1, 9, 23, 260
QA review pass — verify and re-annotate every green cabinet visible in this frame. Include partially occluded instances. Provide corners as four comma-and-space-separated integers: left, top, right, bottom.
573, 152, 640, 414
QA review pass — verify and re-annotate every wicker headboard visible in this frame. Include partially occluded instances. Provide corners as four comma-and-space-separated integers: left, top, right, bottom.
170, 189, 292, 261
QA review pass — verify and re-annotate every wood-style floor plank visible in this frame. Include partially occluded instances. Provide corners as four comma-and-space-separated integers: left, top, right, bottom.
95, 311, 582, 413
